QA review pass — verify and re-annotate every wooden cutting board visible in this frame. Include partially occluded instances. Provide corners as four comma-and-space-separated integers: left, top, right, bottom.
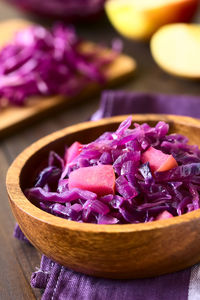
0, 19, 137, 138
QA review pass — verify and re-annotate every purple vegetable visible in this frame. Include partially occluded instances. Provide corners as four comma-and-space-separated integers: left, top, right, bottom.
35, 166, 61, 191
0, 23, 118, 107
154, 163, 200, 183
115, 175, 138, 200
26, 187, 97, 203
48, 151, 64, 170
25, 117, 200, 224
98, 215, 119, 225
139, 163, 153, 184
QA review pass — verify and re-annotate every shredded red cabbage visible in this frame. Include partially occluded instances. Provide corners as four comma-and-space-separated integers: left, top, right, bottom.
0, 23, 118, 107
25, 117, 200, 224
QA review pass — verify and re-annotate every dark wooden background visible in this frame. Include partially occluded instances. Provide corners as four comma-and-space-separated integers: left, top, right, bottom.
0, 1, 200, 299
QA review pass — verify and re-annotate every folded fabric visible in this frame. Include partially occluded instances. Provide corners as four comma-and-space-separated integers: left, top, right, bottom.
92, 91, 200, 120
15, 91, 200, 300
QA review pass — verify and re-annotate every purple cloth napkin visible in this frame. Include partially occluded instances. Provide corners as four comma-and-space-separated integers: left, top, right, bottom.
15, 91, 200, 300
92, 91, 200, 120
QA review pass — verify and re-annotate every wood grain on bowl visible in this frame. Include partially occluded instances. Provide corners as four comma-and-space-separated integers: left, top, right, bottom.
6, 114, 200, 279
0, 19, 136, 138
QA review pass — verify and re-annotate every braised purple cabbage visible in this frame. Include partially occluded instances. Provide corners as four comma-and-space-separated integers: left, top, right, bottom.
25, 117, 200, 224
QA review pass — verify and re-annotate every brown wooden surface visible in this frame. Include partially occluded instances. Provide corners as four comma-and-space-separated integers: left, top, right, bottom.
6, 114, 200, 280
1, 1, 200, 298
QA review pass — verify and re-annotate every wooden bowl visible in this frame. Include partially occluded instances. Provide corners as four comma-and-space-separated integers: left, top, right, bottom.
6, 114, 200, 279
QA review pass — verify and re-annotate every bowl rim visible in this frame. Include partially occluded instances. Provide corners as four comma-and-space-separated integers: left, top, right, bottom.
6, 113, 200, 233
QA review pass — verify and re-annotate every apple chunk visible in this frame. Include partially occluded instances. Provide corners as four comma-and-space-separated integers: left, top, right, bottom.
105, 0, 198, 41
68, 165, 115, 196
141, 146, 178, 172
156, 210, 173, 220
65, 141, 83, 164
151, 23, 200, 79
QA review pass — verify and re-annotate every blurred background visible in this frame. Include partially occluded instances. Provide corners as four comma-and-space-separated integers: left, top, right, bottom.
1, 0, 200, 99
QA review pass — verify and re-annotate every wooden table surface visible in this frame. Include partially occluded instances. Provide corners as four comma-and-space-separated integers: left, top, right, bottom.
0, 2, 200, 299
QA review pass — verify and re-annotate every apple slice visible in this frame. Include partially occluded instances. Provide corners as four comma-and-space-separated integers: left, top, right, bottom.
141, 146, 178, 172
68, 165, 115, 196
156, 210, 173, 220
65, 141, 83, 164
151, 23, 200, 79
105, 0, 198, 41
